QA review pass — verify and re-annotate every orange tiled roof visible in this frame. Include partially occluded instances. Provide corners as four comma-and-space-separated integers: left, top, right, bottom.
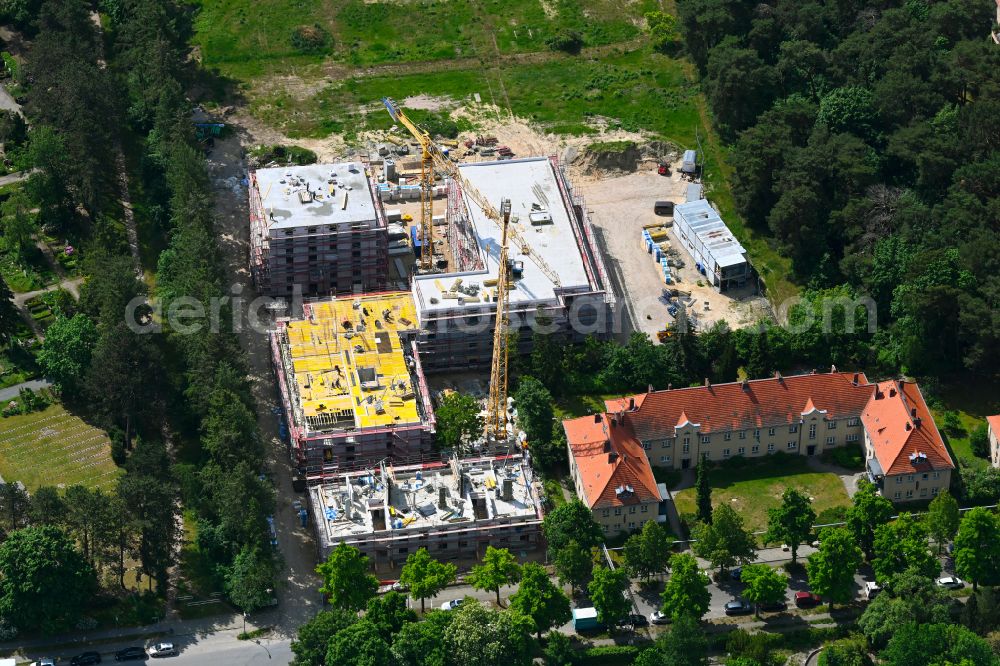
861, 380, 954, 476
605, 371, 874, 442
987, 415, 1000, 435
564, 414, 661, 510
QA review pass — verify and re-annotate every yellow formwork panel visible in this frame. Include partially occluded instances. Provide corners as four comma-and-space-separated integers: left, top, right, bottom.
284, 292, 422, 429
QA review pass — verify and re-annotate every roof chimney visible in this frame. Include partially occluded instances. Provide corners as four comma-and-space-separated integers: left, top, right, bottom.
704, 378, 711, 388
889, 387, 897, 397
594, 413, 602, 424
667, 383, 673, 391
741, 378, 750, 391
629, 397, 635, 410
610, 417, 617, 428
774, 371, 782, 381
830, 365, 837, 373
914, 416, 922, 429
852, 373, 859, 385
905, 422, 912, 431
648, 384, 654, 393
811, 369, 817, 374
911, 408, 917, 418
608, 451, 619, 464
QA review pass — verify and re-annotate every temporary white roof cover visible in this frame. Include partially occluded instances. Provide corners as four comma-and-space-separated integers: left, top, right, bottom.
673, 199, 747, 268
412, 157, 592, 313
255, 162, 378, 230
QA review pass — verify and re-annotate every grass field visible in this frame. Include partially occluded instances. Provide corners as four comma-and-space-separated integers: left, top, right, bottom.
193, 0, 657, 79
673, 455, 851, 534
0, 404, 121, 491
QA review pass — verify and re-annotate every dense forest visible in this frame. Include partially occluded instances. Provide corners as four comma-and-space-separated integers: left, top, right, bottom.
679, 0, 999, 380
0, 0, 276, 634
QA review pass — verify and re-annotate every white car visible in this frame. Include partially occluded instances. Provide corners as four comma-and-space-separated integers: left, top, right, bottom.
936, 576, 965, 590
149, 643, 178, 658
440, 599, 464, 611
649, 610, 670, 625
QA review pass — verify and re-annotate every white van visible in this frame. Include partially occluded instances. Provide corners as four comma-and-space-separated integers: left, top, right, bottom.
864, 581, 881, 599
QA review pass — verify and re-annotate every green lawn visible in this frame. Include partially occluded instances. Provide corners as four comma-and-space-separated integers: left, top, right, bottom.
673, 455, 850, 534
554, 393, 621, 420
0, 404, 121, 491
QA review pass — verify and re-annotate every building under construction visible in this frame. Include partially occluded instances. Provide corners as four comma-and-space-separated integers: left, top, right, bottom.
309, 454, 543, 565
411, 156, 615, 372
249, 162, 389, 298
271, 292, 436, 481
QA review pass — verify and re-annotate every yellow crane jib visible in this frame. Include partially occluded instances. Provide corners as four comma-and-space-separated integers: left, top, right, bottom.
382, 97, 434, 270
485, 198, 513, 443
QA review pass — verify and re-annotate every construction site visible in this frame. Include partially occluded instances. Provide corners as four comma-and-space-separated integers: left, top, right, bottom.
258, 98, 760, 559
309, 454, 542, 566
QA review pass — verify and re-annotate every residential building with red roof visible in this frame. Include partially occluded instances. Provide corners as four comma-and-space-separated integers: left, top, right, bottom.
564, 413, 664, 535
987, 415, 1000, 468
861, 380, 955, 502
564, 370, 954, 518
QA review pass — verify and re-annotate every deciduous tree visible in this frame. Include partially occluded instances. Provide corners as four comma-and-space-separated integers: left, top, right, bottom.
514, 376, 554, 449
468, 546, 521, 605
660, 553, 711, 621
37, 313, 98, 392
954, 507, 1000, 591
325, 619, 391, 666
399, 547, 457, 613
588, 565, 631, 627
846, 480, 894, 560
542, 499, 603, 557
926, 490, 960, 553
391, 609, 452, 666
693, 504, 756, 574
553, 539, 593, 593
434, 392, 482, 451
765, 488, 816, 563
806, 528, 862, 610
225, 545, 275, 613
443, 600, 533, 666
290, 609, 359, 666
623, 520, 673, 581
872, 512, 940, 582
740, 564, 787, 616
316, 543, 378, 612
0, 525, 95, 632
509, 562, 571, 639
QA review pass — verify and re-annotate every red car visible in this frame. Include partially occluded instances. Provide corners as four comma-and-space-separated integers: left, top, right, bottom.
795, 591, 822, 608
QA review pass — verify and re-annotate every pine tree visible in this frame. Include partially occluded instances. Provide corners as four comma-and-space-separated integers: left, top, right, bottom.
696, 455, 712, 524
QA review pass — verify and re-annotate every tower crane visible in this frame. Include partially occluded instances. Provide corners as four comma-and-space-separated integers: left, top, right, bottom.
485, 199, 512, 443
382, 98, 435, 270
383, 97, 564, 445
381, 97, 561, 287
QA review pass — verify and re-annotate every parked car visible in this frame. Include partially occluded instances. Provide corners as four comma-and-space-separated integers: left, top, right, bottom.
649, 610, 670, 625
758, 600, 788, 612
31, 659, 56, 666
729, 566, 743, 581
440, 599, 464, 612
71, 652, 102, 666
936, 576, 965, 590
617, 614, 649, 628
148, 644, 177, 658
114, 647, 146, 661
795, 591, 822, 608
863, 581, 882, 600
724, 599, 753, 616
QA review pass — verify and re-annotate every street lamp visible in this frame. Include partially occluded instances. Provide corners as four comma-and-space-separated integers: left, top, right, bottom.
254, 639, 272, 659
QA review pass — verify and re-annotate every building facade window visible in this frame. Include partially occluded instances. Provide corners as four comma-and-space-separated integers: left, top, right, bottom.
640, 505, 648, 513
768, 427, 776, 436
660, 455, 671, 464
602, 509, 609, 517
724, 432, 731, 441
683, 437, 690, 446
701, 436, 710, 444
809, 424, 817, 439
931, 487, 939, 496
752, 445, 760, 453
643, 442, 652, 450
767, 443, 775, 452
737, 447, 745, 455
828, 421, 837, 429
846, 434, 860, 442
894, 491, 901, 500
932, 472, 940, 480
787, 441, 797, 449
614, 508, 622, 516
723, 448, 730, 457
826, 436, 835, 444
905, 490, 914, 499
629, 506, 636, 514
683, 444, 690, 453
789, 425, 798, 433
896, 476, 902, 484
848, 418, 859, 427
739, 431, 746, 440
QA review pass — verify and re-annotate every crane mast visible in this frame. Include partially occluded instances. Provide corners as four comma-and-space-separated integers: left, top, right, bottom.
485, 199, 513, 443
382, 97, 434, 270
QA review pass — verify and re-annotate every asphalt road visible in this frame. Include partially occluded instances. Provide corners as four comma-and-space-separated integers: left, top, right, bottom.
24, 635, 292, 666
